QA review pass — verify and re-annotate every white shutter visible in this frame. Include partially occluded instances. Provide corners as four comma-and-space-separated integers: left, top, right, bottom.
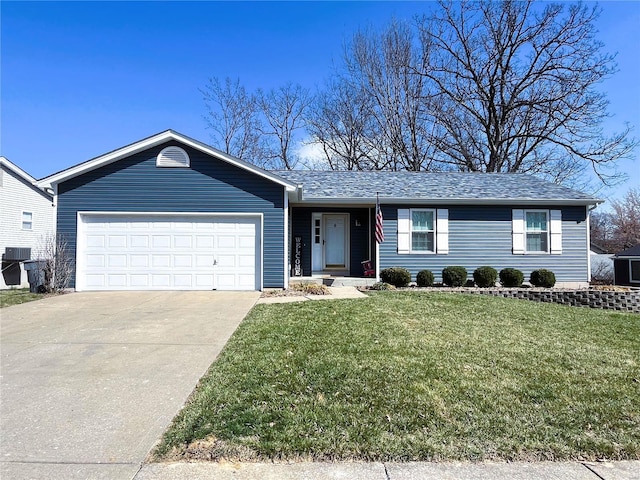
436, 209, 449, 254
512, 209, 525, 254
397, 209, 410, 254
550, 209, 562, 254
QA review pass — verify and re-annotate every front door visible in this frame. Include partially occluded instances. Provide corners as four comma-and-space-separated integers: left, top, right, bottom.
323, 214, 348, 269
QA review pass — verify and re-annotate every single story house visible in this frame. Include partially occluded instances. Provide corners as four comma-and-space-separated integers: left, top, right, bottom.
37, 130, 601, 291
1, 157, 55, 289
613, 245, 640, 286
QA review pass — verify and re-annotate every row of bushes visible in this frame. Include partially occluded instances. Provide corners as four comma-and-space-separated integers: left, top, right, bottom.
380, 266, 556, 288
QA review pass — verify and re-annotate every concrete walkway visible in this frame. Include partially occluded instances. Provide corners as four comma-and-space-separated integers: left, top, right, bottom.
136, 459, 639, 479
0, 291, 259, 480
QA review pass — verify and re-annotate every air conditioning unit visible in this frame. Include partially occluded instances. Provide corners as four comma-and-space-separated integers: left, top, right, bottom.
3, 247, 31, 261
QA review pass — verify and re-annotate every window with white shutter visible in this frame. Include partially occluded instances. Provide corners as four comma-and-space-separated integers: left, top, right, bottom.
397, 208, 448, 254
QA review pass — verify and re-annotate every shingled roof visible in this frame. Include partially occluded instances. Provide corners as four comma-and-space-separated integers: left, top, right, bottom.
277, 170, 600, 205
614, 245, 640, 257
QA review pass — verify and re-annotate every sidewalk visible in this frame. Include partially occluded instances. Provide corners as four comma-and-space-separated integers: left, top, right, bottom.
135, 460, 639, 480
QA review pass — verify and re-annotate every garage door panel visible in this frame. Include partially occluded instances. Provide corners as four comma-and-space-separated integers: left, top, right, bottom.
87, 235, 105, 247
174, 255, 192, 267
130, 275, 149, 287
196, 236, 214, 248
78, 214, 260, 291
108, 255, 127, 267
174, 236, 192, 248
108, 274, 127, 287
130, 255, 149, 267
152, 236, 171, 248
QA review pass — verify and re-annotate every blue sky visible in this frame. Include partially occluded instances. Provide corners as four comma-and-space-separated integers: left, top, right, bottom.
1, 1, 638, 205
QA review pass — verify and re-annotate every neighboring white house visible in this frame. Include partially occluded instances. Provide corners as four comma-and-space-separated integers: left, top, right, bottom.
1, 157, 54, 289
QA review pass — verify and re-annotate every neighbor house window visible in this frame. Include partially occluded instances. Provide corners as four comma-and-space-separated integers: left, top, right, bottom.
631, 260, 640, 283
22, 211, 33, 230
411, 209, 435, 253
525, 210, 549, 253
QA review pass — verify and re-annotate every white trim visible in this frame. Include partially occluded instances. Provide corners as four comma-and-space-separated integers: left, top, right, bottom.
284, 191, 289, 289
311, 213, 323, 273
512, 209, 525, 254
629, 259, 640, 284
409, 208, 436, 254
37, 130, 298, 191
523, 209, 550, 254
21, 211, 33, 231
549, 209, 562, 254
291, 197, 601, 207
75, 211, 264, 291
1, 156, 37, 184
1, 156, 53, 200
436, 209, 449, 254
397, 209, 411, 254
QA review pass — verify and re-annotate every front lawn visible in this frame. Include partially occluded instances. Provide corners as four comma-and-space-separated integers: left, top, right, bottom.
0, 288, 44, 308
156, 292, 640, 462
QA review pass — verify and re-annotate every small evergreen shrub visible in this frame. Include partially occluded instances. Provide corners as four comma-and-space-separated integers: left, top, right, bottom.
416, 270, 434, 287
370, 282, 396, 291
473, 266, 498, 288
530, 269, 556, 288
499, 268, 524, 287
442, 266, 467, 287
380, 267, 411, 287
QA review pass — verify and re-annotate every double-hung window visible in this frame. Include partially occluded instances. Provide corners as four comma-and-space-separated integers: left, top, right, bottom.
512, 209, 561, 255
398, 208, 448, 254
411, 209, 435, 253
22, 211, 33, 231
525, 210, 549, 253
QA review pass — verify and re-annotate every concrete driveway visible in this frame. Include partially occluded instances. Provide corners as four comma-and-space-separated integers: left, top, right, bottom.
0, 291, 259, 480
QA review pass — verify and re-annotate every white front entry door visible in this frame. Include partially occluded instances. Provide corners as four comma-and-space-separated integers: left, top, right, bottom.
77, 214, 261, 291
323, 214, 348, 269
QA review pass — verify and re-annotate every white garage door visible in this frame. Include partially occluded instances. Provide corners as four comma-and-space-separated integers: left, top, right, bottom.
77, 214, 261, 291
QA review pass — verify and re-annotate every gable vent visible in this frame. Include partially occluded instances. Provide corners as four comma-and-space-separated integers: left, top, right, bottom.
157, 146, 190, 168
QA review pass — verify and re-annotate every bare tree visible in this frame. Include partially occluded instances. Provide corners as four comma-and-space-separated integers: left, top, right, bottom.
201, 77, 263, 162
306, 78, 378, 170
343, 20, 437, 171
257, 83, 312, 170
610, 187, 640, 250
39, 233, 74, 293
417, 0, 636, 184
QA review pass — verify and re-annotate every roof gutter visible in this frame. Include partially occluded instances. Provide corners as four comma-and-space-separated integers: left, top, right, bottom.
290, 197, 603, 207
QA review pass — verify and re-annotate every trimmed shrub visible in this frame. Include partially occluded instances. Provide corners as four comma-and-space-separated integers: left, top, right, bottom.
369, 282, 396, 291
380, 267, 411, 287
499, 268, 524, 287
473, 266, 498, 288
442, 266, 467, 287
530, 269, 556, 288
416, 270, 434, 287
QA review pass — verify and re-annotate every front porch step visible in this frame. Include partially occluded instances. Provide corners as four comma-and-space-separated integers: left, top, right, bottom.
323, 277, 377, 287
289, 276, 377, 288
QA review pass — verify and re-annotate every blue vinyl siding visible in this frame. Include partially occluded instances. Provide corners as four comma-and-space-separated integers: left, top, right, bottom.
289, 207, 371, 277
57, 141, 285, 288
380, 204, 589, 283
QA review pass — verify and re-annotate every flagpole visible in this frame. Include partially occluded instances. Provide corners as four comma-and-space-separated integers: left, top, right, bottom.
375, 192, 380, 282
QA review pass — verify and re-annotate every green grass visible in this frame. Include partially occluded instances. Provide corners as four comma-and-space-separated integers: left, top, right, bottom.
156, 292, 640, 462
0, 288, 44, 308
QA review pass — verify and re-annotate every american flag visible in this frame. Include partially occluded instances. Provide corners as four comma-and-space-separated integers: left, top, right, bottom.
375, 193, 384, 244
